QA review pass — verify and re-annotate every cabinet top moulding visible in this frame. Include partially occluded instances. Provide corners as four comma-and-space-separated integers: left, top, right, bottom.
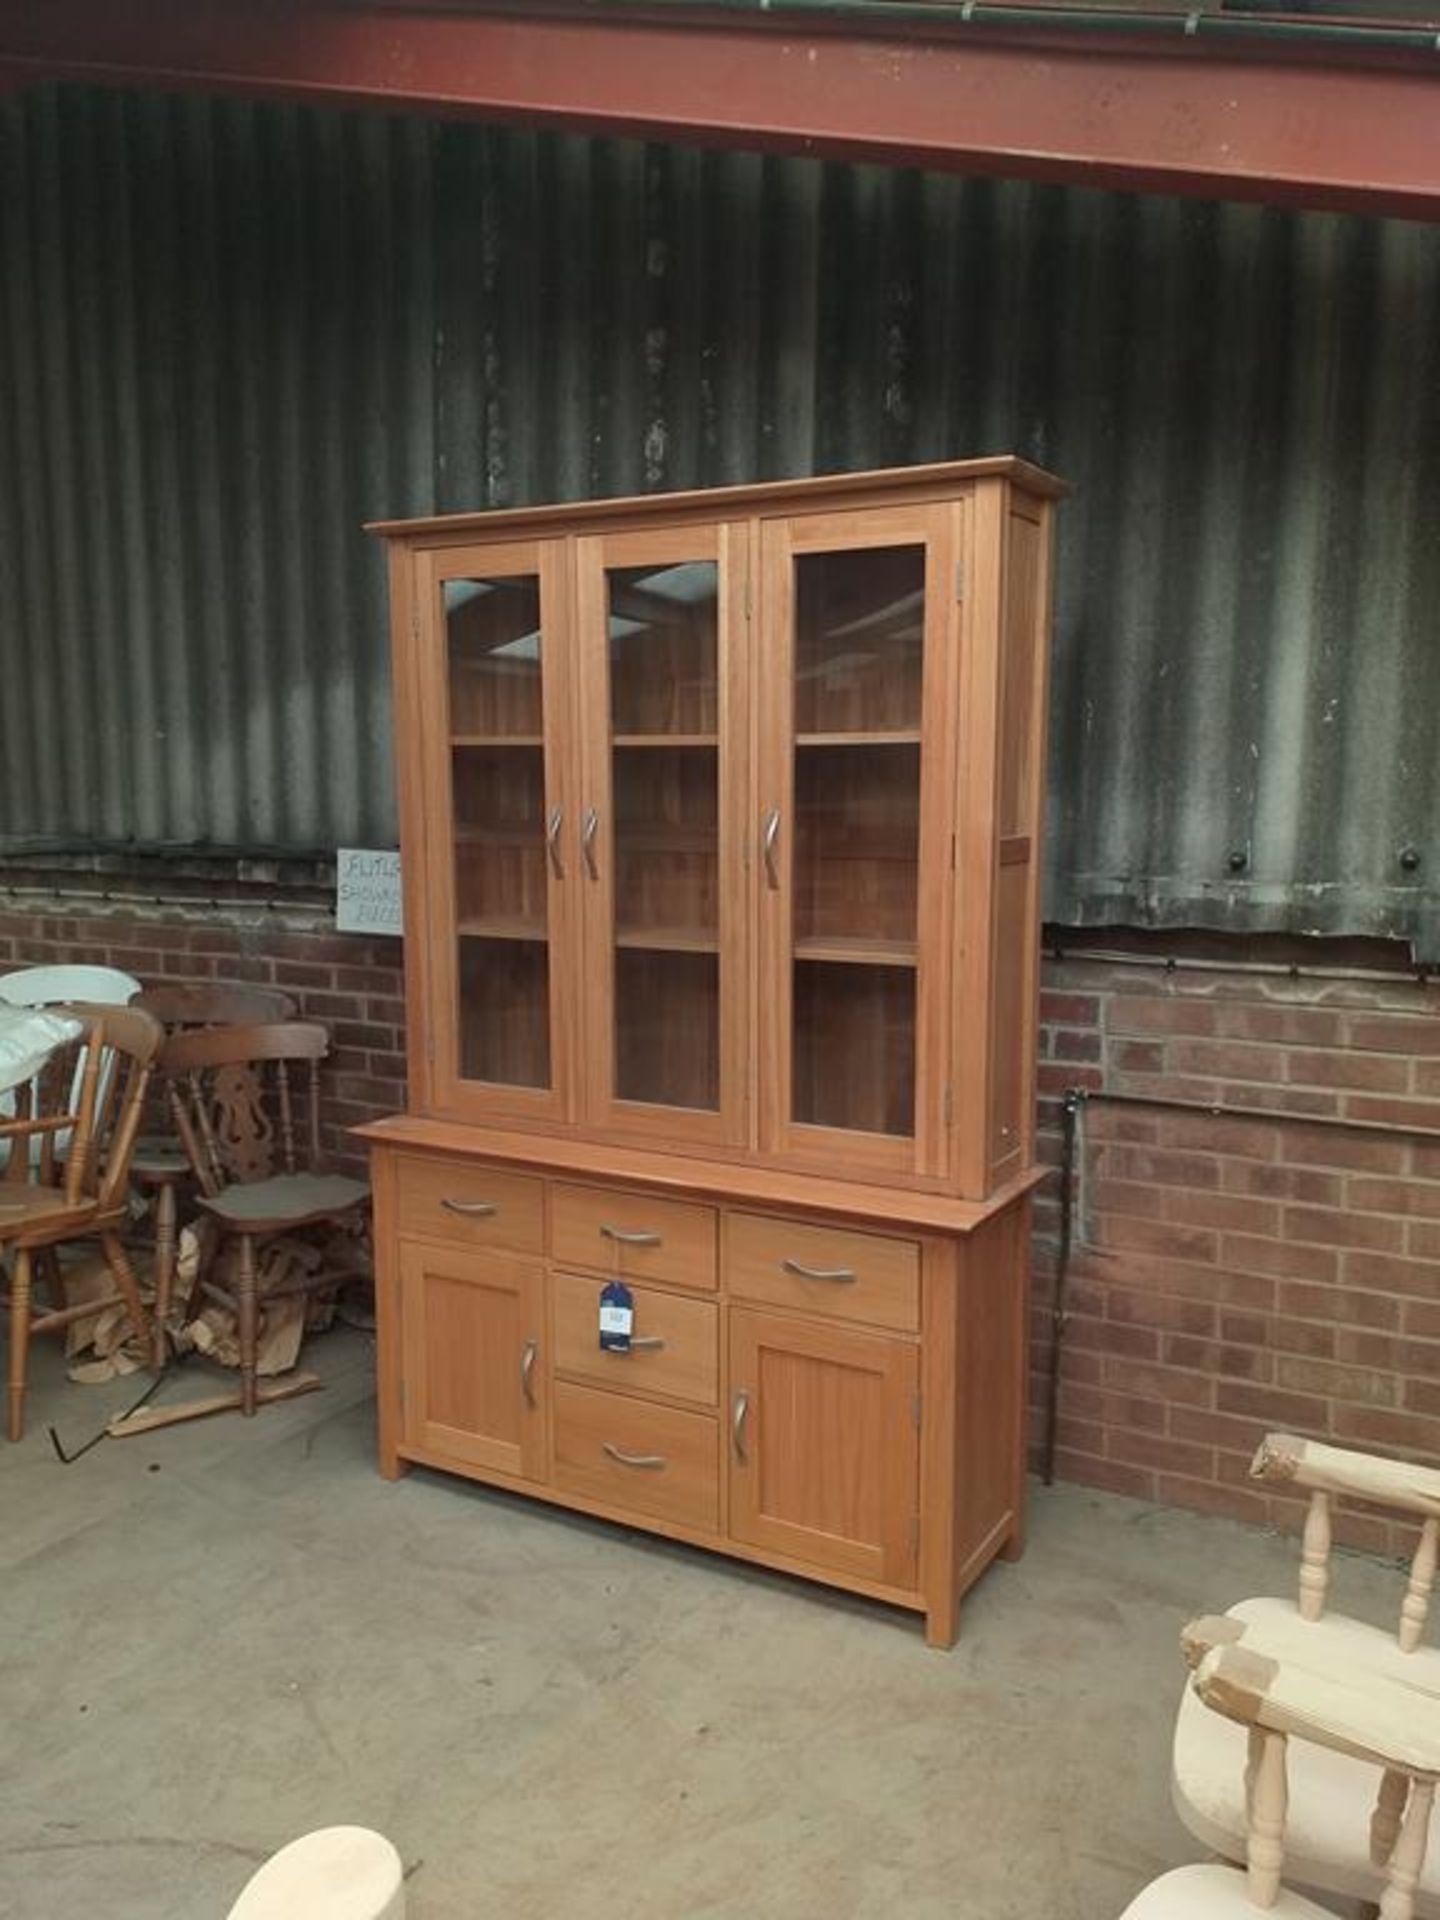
365, 456, 1066, 542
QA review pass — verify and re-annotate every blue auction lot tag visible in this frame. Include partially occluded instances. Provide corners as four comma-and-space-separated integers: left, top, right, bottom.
599, 1279, 634, 1351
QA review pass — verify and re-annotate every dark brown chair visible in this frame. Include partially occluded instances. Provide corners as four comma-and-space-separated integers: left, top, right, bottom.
130, 983, 299, 1363
161, 1022, 369, 1421
0, 1004, 163, 1440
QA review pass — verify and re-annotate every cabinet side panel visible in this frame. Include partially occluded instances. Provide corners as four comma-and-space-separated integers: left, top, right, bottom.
987, 498, 1050, 1190
952, 1197, 1030, 1595
387, 542, 432, 1116
371, 1145, 406, 1478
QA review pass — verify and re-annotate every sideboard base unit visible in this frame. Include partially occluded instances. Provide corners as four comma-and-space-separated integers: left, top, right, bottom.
366, 1127, 1033, 1648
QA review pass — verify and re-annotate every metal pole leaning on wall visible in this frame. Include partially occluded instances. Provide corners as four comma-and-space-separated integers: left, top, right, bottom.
1041, 1085, 1440, 1489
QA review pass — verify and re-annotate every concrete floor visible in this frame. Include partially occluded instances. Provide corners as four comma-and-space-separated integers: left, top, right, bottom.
0, 1331, 1403, 1920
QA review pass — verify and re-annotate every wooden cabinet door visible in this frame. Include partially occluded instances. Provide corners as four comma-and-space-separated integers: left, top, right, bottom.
399, 1242, 546, 1480
756, 501, 960, 1182
412, 539, 579, 1128
571, 522, 750, 1151
727, 1306, 919, 1590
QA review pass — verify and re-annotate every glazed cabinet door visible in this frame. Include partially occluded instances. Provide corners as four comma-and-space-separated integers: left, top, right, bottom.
727, 1307, 919, 1590
572, 523, 749, 1149
756, 503, 960, 1181
413, 540, 577, 1125
398, 1242, 546, 1479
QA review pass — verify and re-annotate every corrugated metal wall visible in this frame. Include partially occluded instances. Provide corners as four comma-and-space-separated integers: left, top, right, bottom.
2, 87, 1438, 952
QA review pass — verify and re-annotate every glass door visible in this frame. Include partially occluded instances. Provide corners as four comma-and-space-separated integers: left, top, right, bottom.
574, 524, 747, 1148
758, 504, 958, 1179
418, 540, 575, 1123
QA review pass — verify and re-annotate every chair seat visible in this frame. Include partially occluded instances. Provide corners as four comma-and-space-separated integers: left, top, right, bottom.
225, 1826, 404, 1920
0, 1187, 95, 1235
130, 1143, 190, 1180
199, 1171, 369, 1234
1120, 1863, 1339, 1920
1172, 1597, 1440, 1914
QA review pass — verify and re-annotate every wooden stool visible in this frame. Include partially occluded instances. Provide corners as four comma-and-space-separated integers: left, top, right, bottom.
225, 1827, 405, 1920
130, 1145, 191, 1368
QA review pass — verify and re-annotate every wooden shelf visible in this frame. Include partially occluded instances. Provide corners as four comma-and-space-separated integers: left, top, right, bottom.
452, 734, 544, 747
613, 827, 718, 855
614, 926, 719, 954
454, 824, 542, 847
456, 916, 548, 942
793, 935, 918, 968
795, 730, 922, 748
613, 734, 719, 749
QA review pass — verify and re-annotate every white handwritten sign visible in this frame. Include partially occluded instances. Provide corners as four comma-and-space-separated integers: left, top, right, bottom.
336, 848, 403, 936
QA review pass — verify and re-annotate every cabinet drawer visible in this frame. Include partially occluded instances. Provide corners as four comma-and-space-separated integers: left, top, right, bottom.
395, 1155, 544, 1256
551, 1183, 717, 1292
726, 1213, 920, 1332
552, 1382, 719, 1532
552, 1271, 718, 1408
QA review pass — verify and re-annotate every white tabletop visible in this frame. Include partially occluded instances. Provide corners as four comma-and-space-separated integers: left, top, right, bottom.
0, 1005, 83, 1096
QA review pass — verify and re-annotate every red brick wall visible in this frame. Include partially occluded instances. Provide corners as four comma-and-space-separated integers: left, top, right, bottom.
0, 899, 406, 1182
1035, 956, 1440, 1554
4, 890, 1437, 1548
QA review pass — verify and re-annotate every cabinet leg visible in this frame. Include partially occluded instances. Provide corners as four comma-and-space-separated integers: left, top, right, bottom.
377, 1445, 411, 1482
924, 1599, 960, 1650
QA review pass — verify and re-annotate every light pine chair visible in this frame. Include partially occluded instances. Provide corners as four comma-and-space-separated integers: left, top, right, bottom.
0, 1005, 162, 1439
1171, 1433, 1440, 1913
150, 1021, 369, 1427
1131, 1635, 1436, 1920
130, 984, 299, 1365
224, 1827, 405, 1919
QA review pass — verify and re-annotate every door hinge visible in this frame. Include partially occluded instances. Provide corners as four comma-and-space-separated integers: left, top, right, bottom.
910, 1513, 921, 1556
397, 1378, 406, 1409
955, 557, 965, 601
911, 1390, 922, 1432
744, 574, 753, 622
943, 1084, 954, 1129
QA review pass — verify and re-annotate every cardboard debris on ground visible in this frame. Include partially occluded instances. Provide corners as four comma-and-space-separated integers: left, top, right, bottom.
60, 1216, 370, 1385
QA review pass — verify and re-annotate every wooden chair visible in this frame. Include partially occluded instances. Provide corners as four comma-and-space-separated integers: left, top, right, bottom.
1171, 1433, 1440, 1913
0, 964, 140, 1008
0, 1004, 162, 1440
130, 984, 299, 1364
156, 1021, 369, 1424
1130, 1634, 1436, 1919
224, 1827, 405, 1920
0, 965, 142, 1172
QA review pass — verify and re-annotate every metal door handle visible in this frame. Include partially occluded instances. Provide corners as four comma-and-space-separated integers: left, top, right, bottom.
442, 1198, 498, 1218
782, 1257, 857, 1284
762, 807, 781, 890
602, 1442, 666, 1470
600, 1224, 661, 1247
520, 1338, 538, 1406
732, 1389, 749, 1463
625, 1335, 666, 1353
581, 806, 600, 879
546, 804, 565, 878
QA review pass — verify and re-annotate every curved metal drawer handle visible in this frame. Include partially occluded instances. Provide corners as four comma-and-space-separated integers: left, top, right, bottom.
520, 1338, 538, 1406
581, 806, 600, 880
781, 1257, 857, 1284
546, 803, 565, 879
602, 1442, 667, 1470
442, 1198, 499, 1218
732, 1389, 749, 1463
601, 1224, 662, 1247
761, 806, 781, 890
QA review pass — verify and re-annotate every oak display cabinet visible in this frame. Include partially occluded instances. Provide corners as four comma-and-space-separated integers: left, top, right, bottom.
361, 458, 1062, 1645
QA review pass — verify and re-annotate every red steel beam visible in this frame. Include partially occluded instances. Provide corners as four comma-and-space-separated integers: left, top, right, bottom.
0, 2, 1437, 220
